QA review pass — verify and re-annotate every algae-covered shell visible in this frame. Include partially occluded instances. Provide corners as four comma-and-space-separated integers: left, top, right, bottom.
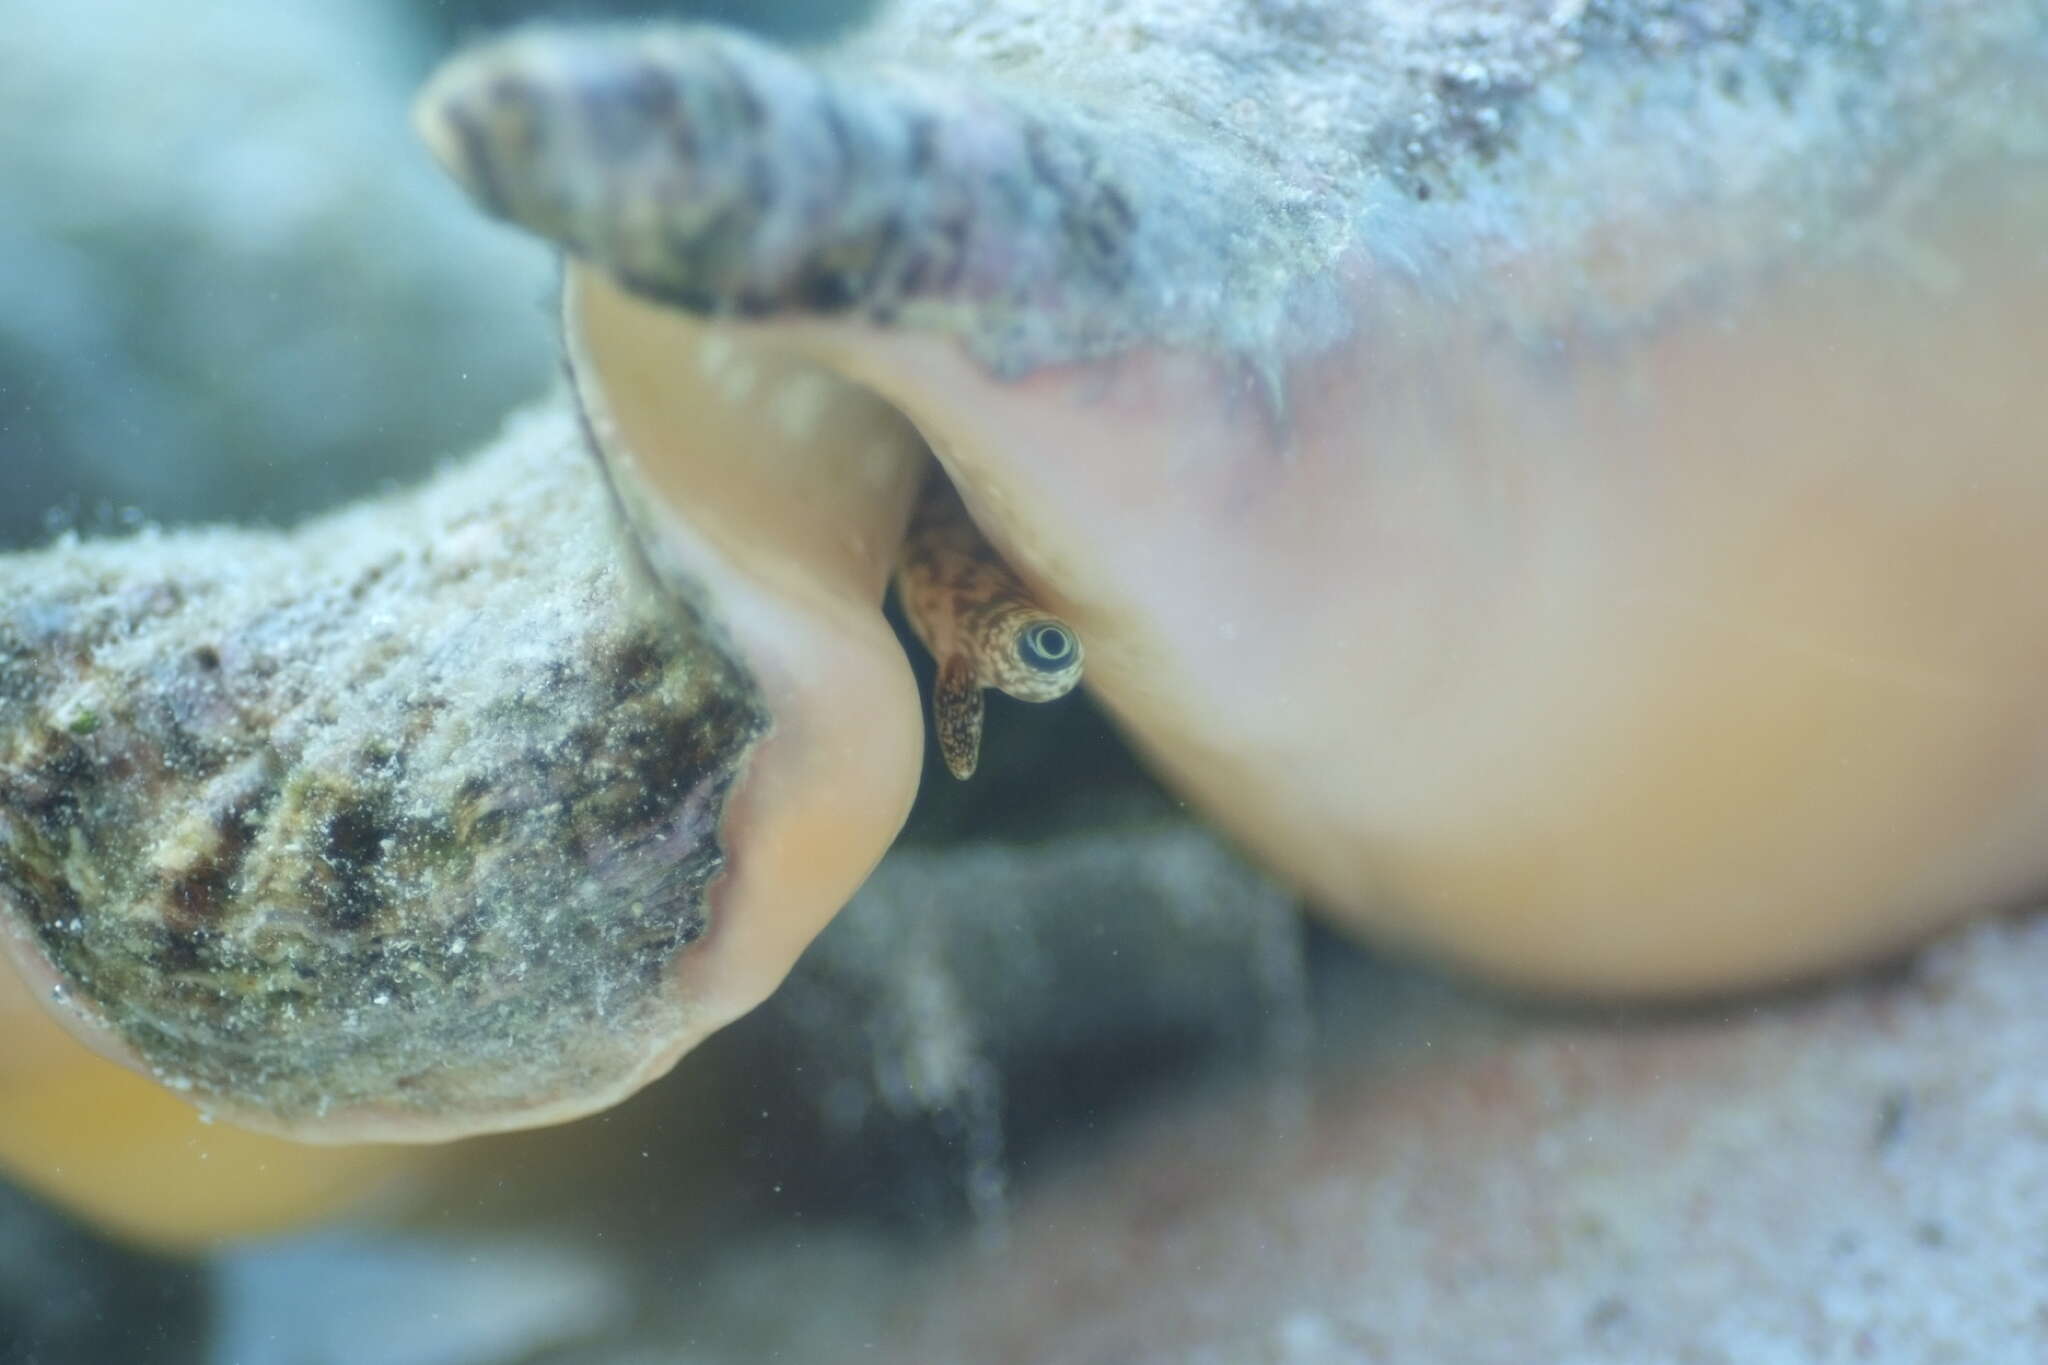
0, 416, 784, 1140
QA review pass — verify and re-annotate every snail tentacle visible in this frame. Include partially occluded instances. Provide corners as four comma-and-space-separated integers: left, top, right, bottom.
413, 23, 1342, 378
931, 654, 985, 781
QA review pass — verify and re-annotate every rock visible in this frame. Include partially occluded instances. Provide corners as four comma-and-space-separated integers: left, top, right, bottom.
0, 0, 554, 545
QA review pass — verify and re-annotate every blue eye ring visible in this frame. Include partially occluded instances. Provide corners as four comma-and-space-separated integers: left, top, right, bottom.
1018, 623, 1075, 671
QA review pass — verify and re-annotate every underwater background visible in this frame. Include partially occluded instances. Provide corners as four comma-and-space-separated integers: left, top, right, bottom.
5, 1, 2048, 1363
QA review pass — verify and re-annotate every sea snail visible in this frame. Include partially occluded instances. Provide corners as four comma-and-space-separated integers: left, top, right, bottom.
3, 0, 2046, 1148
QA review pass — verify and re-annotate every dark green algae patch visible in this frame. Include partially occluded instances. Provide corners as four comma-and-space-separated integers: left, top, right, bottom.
0, 406, 765, 1130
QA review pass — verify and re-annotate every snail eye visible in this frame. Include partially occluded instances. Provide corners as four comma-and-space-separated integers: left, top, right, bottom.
1018, 623, 1075, 671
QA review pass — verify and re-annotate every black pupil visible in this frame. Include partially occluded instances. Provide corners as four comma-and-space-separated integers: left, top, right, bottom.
1020, 625, 1072, 669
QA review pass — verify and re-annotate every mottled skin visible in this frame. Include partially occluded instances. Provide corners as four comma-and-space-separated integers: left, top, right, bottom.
894, 470, 1083, 779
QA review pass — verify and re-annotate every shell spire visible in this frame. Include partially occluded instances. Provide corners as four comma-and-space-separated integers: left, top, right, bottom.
411, 22, 1340, 377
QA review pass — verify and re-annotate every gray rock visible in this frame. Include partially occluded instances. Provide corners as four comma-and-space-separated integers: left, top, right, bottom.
211, 1232, 625, 1365
0, 0, 556, 545
0, 1183, 206, 1365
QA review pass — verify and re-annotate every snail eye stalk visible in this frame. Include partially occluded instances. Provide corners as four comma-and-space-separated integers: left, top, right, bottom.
1018, 623, 1076, 672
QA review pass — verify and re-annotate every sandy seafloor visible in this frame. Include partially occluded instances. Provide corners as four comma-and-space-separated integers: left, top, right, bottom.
16, 892, 2041, 1363
259, 913, 2048, 1365
4, 0, 2046, 1361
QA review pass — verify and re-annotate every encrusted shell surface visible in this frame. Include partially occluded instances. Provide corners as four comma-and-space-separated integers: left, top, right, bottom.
0, 410, 763, 1132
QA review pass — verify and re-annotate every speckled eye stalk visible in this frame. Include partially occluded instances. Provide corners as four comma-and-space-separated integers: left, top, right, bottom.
1019, 622, 1076, 672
